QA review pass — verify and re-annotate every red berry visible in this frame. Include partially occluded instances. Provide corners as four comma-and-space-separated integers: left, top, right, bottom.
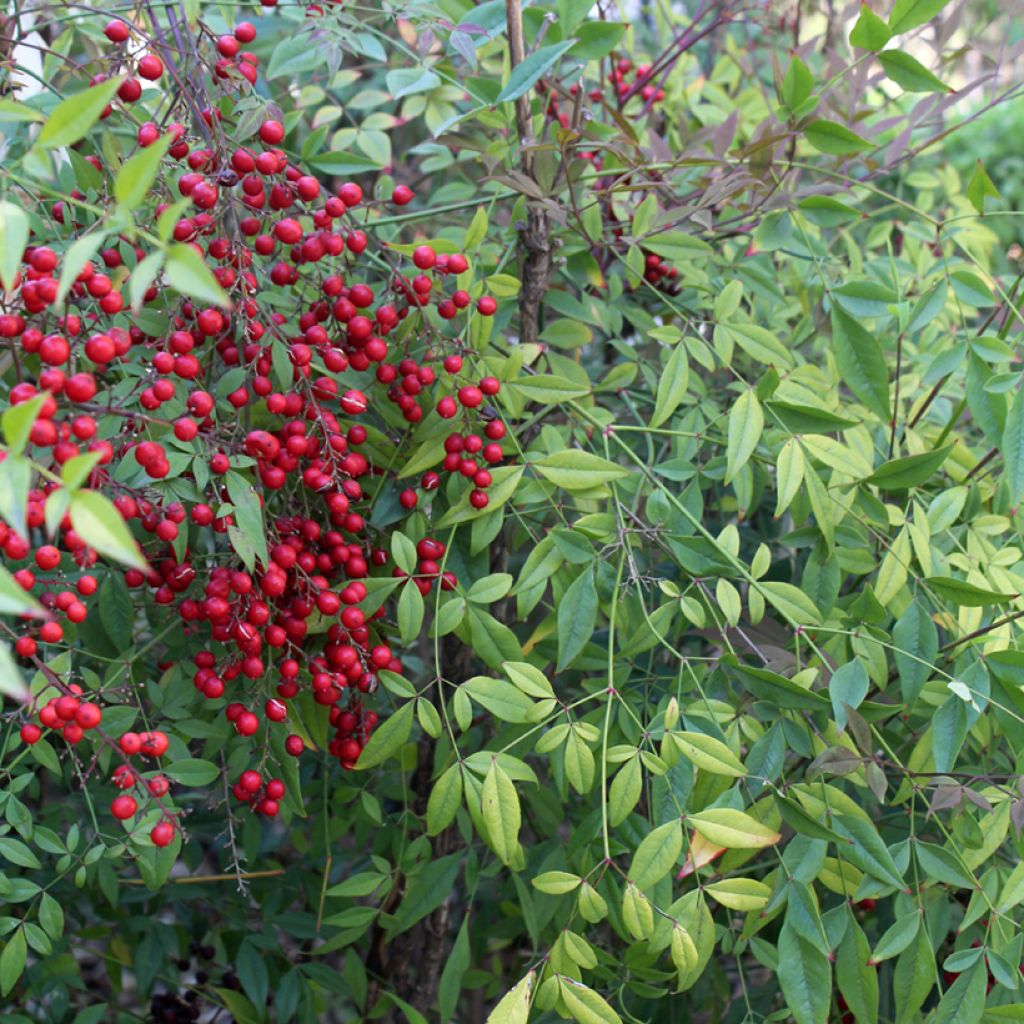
137, 54, 164, 80
20, 724, 41, 745
111, 794, 137, 820
412, 245, 436, 270
151, 822, 175, 847
392, 185, 414, 205
259, 120, 285, 144
104, 20, 131, 43
340, 390, 368, 415
338, 182, 363, 206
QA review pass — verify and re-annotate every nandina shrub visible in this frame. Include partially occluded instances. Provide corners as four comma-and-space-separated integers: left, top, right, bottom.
1, 1, 1024, 1023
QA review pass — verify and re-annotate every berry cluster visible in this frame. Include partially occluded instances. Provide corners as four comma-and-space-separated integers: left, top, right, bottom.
2, 12, 510, 846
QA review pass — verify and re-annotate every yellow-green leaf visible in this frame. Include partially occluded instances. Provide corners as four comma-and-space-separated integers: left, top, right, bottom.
688, 808, 781, 849
482, 760, 520, 865
672, 731, 746, 777
69, 490, 147, 570
725, 390, 763, 484
629, 820, 682, 889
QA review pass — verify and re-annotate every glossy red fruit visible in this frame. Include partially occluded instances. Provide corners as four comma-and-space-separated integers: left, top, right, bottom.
104, 20, 131, 43
137, 54, 164, 80
259, 120, 285, 144
151, 822, 175, 847
111, 794, 138, 820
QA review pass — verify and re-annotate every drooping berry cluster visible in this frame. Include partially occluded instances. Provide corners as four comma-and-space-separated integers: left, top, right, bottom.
2, 13, 512, 847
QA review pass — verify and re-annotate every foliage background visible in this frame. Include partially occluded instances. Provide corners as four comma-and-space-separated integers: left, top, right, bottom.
2, 0, 1024, 1023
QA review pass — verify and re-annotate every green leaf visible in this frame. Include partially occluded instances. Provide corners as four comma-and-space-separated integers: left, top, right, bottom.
390, 853, 462, 935
915, 841, 975, 889
1003, 392, 1024, 506
397, 578, 424, 646
427, 765, 463, 836
266, 33, 323, 80
69, 491, 147, 571
0, 455, 31, 542
725, 390, 763, 484
37, 77, 123, 149
831, 308, 890, 420
165, 759, 219, 787
832, 814, 904, 889
934, 960, 987, 1024
532, 871, 582, 894
967, 160, 1000, 214
325, 871, 387, 898
888, 0, 949, 34
870, 912, 921, 963
2, 394, 48, 457
569, 22, 626, 60
804, 120, 870, 155
213, 988, 260, 1024
829, 661, 869, 732
894, 923, 935, 1022
559, 979, 622, 1024
760, 581, 823, 626
865, 445, 952, 489
629, 820, 682, 889
0, 837, 41, 870
115, 133, 175, 210
781, 56, 813, 114
925, 576, 1014, 607
306, 152, 383, 175
497, 41, 577, 103
0, 642, 29, 703
850, 4, 893, 48
0, 201, 29, 293
482, 760, 520, 865
608, 756, 642, 826
649, 345, 689, 428
535, 450, 628, 490
0, 926, 26, 996
436, 464, 524, 526
510, 375, 591, 403
892, 601, 937, 707
672, 731, 746, 777
166, 243, 231, 309
386, 67, 442, 99
37, 893, 64, 941
225, 472, 269, 570
485, 972, 534, 1024
355, 702, 414, 769
688, 808, 781, 849
0, 99, 44, 122
878, 50, 949, 93
775, 439, 805, 517
931, 697, 966, 773
835, 915, 879, 1024
703, 877, 771, 912
462, 676, 535, 723
438, 916, 471, 1023
778, 924, 831, 1024
556, 567, 598, 670
61, 451, 102, 492
236, 941, 268, 1014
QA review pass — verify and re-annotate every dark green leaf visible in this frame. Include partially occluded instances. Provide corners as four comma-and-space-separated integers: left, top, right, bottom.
831, 308, 890, 420
556, 567, 598, 670
497, 41, 577, 103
